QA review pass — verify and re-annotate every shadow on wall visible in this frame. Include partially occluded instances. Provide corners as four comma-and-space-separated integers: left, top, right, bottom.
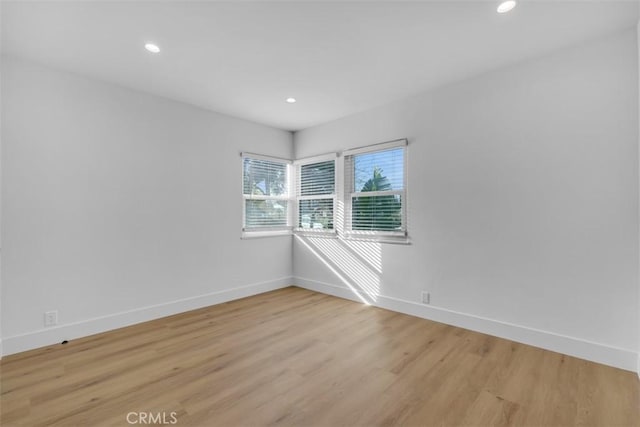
295, 235, 382, 305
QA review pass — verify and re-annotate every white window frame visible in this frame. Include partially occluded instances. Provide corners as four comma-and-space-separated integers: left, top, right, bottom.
343, 139, 408, 244
241, 152, 293, 239
294, 153, 338, 237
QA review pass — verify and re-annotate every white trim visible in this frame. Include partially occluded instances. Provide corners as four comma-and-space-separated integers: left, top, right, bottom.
240, 151, 292, 164
2, 277, 293, 357
243, 194, 290, 201
344, 229, 406, 238
241, 229, 292, 239
294, 277, 638, 372
294, 229, 338, 238
343, 138, 408, 157
350, 189, 403, 198
297, 194, 335, 201
342, 233, 410, 245
293, 152, 338, 165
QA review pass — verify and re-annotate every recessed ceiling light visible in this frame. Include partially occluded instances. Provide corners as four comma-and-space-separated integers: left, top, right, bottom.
286, 97, 297, 104
497, 0, 516, 13
144, 43, 160, 53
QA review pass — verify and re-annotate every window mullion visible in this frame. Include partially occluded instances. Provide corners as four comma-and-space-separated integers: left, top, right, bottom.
350, 190, 403, 198
297, 194, 335, 201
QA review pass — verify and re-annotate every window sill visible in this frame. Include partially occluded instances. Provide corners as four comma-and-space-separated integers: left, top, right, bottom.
241, 229, 292, 239
342, 232, 411, 245
294, 229, 338, 239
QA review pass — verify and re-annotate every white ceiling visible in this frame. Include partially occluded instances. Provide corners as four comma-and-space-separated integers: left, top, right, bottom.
2, 1, 638, 131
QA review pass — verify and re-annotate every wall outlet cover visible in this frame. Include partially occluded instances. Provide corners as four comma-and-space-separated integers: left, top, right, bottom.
421, 292, 430, 305
44, 311, 58, 327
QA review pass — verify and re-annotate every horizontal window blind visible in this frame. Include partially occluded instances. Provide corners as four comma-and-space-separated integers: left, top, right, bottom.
244, 199, 289, 228
299, 199, 334, 230
243, 157, 288, 197
296, 159, 336, 230
242, 154, 291, 231
351, 194, 403, 231
346, 146, 406, 233
353, 147, 404, 193
299, 161, 335, 196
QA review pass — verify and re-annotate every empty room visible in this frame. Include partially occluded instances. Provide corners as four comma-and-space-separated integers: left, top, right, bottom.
1, 0, 640, 425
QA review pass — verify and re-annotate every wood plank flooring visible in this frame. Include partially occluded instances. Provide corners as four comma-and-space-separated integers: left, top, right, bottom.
1, 287, 639, 426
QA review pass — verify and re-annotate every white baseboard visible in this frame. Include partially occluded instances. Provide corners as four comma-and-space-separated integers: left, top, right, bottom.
1, 277, 293, 357
294, 277, 637, 372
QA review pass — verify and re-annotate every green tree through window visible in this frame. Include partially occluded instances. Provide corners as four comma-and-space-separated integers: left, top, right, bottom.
352, 166, 402, 230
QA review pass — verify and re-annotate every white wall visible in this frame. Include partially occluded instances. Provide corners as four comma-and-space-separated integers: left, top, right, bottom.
1, 56, 293, 354
637, 21, 640, 378
0, 53, 3, 360
3, 29, 639, 372
294, 28, 639, 370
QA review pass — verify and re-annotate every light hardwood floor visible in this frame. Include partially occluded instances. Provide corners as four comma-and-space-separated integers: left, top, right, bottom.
1, 287, 639, 426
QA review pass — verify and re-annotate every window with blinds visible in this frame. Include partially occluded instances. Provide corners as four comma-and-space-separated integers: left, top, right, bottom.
345, 141, 406, 234
295, 156, 336, 231
242, 154, 291, 231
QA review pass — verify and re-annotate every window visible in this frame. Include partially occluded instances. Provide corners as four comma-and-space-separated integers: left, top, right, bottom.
242, 153, 292, 234
241, 140, 407, 242
344, 140, 407, 237
295, 154, 336, 232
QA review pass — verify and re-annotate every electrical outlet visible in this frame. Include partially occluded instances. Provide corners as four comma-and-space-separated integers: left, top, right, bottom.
421, 292, 430, 305
44, 311, 58, 327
